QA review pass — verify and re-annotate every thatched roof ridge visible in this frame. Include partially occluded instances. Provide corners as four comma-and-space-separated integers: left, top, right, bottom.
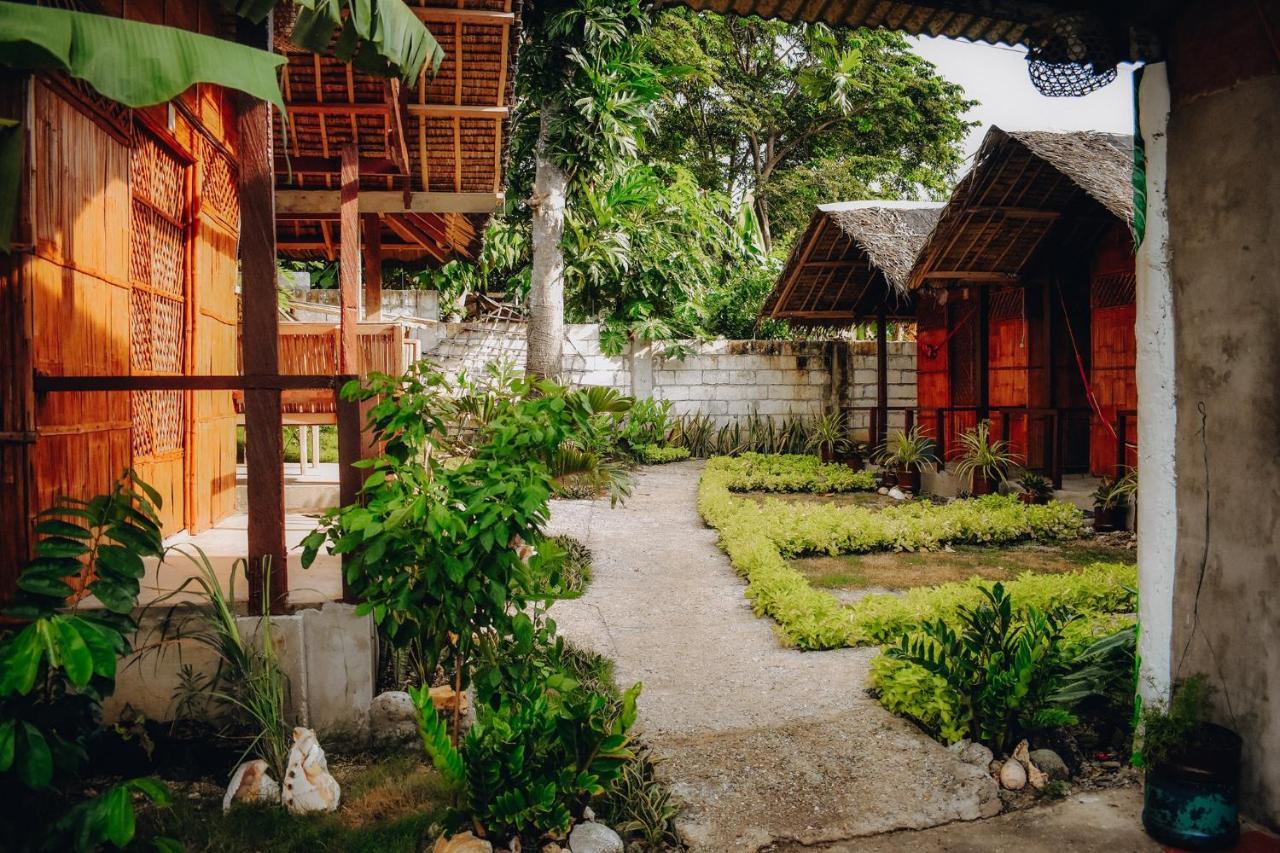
1002, 129, 1134, 221
823, 201, 945, 292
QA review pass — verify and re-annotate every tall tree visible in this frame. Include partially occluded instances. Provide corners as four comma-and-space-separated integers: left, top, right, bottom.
514, 0, 661, 378
647, 9, 974, 251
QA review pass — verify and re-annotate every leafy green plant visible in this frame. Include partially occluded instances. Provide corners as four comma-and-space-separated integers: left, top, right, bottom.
805, 410, 849, 461
633, 444, 690, 464
951, 420, 1020, 492
531, 535, 593, 599
717, 452, 875, 493
875, 425, 938, 472
884, 583, 1079, 751
1139, 674, 1214, 769
620, 398, 675, 451
0, 473, 175, 851
1019, 471, 1055, 504
411, 674, 640, 844
1093, 469, 1137, 511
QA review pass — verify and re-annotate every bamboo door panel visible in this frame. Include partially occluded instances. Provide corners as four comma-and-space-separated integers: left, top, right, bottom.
129, 132, 188, 534
988, 288, 1029, 462
28, 82, 134, 544
946, 295, 978, 444
1090, 278, 1137, 477
915, 294, 948, 442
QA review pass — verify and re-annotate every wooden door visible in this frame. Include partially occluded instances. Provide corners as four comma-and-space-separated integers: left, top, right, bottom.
1089, 225, 1137, 477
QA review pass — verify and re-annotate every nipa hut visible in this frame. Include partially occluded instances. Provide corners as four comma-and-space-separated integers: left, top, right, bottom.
906, 127, 1135, 484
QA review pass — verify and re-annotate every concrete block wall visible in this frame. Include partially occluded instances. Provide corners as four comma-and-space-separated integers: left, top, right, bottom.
426, 323, 916, 432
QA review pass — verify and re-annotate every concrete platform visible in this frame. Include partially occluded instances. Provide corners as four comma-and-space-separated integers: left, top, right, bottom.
234, 462, 341, 513
138, 512, 344, 607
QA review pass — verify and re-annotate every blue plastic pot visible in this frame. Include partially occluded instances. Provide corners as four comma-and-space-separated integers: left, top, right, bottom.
1142, 723, 1241, 851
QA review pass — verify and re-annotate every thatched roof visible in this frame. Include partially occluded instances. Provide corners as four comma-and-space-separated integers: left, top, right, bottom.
274, 0, 521, 265
762, 201, 944, 324
907, 126, 1133, 291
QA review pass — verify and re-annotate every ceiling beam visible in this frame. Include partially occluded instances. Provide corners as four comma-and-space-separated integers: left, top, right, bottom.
963, 206, 1062, 220
411, 7, 516, 24
406, 104, 509, 118
286, 102, 391, 115
276, 190, 504, 214
275, 156, 401, 175
920, 271, 1020, 282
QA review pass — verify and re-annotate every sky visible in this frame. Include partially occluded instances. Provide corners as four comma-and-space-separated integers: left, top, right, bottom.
908, 35, 1136, 165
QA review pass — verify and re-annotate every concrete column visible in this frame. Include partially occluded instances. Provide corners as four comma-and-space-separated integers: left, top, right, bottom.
630, 340, 654, 400
1134, 62, 1175, 708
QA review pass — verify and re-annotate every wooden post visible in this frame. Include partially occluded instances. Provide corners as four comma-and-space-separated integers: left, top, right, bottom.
336, 388, 361, 604
977, 287, 990, 423
936, 407, 948, 469
361, 214, 382, 321
236, 17, 287, 615
339, 144, 360, 375
875, 304, 888, 448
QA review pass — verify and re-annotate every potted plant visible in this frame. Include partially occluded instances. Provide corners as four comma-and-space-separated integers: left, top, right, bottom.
805, 410, 848, 463
1092, 469, 1137, 531
1141, 675, 1241, 851
951, 420, 1020, 496
874, 425, 937, 493
842, 439, 871, 472
1017, 471, 1055, 505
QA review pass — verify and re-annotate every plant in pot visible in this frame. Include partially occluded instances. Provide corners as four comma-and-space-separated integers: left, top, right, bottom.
874, 426, 937, 493
1140, 674, 1242, 851
1018, 471, 1055, 505
842, 439, 871, 472
951, 420, 1020, 497
1092, 469, 1137, 531
805, 410, 848, 463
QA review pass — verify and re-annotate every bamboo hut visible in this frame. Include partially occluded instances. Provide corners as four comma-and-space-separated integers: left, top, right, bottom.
905, 127, 1136, 483
0, 0, 519, 610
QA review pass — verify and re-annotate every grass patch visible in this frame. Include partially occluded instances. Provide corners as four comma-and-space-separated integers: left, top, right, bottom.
236, 426, 339, 464
137, 753, 449, 852
794, 542, 1136, 592
698, 455, 1132, 650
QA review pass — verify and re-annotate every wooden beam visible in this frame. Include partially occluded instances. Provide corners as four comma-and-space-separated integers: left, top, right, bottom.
964, 206, 1062, 220
406, 104, 509, 118
276, 190, 503, 214
339, 144, 360, 376
876, 303, 889, 449
35, 373, 354, 392
920, 271, 1020, 282
286, 102, 392, 116
236, 18, 287, 615
411, 7, 516, 24
274, 156, 401, 175
382, 215, 449, 262
361, 214, 383, 321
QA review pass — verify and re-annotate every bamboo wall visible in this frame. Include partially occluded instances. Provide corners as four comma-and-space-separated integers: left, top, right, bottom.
1089, 223, 1138, 477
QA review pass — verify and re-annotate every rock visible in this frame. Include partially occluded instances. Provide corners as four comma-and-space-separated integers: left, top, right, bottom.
433, 832, 493, 853
959, 742, 994, 768
568, 821, 624, 853
998, 759, 1027, 791
370, 690, 418, 745
977, 774, 1003, 818
888, 486, 908, 501
877, 486, 890, 495
1030, 748, 1070, 782
222, 759, 280, 813
541, 845, 565, 853
282, 727, 341, 814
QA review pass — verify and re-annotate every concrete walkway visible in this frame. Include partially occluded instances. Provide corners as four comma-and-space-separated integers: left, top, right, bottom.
548, 461, 998, 851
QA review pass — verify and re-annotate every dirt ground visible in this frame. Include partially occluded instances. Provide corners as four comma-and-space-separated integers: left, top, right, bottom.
793, 541, 1136, 591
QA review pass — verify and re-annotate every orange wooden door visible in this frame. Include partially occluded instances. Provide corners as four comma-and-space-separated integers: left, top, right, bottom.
1088, 225, 1137, 477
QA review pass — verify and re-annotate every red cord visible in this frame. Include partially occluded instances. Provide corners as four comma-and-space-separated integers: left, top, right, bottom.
1054, 280, 1119, 441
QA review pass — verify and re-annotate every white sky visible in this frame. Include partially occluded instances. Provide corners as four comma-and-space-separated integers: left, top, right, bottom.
908, 35, 1136, 164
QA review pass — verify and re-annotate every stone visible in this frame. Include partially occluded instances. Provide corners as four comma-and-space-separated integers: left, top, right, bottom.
877, 486, 890, 495
999, 759, 1027, 791
567, 821, 624, 853
1030, 748, 1070, 782
959, 742, 994, 769
222, 759, 280, 813
433, 832, 493, 853
282, 727, 341, 814
370, 690, 418, 745
888, 486, 908, 500
977, 774, 1003, 818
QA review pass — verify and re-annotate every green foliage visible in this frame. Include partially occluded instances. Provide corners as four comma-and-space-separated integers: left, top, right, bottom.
301, 362, 617, 672
951, 420, 1020, 491
667, 412, 812, 457
286, 0, 444, 83
805, 410, 850, 460
875, 425, 938, 471
1139, 674, 1214, 768
1019, 472, 1055, 504
869, 655, 971, 745
412, 665, 640, 843
701, 258, 790, 340
760, 493, 1088, 557
633, 444, 690, 464
618, 397, 675, 450
645, 8, 973, 250
0, 474, 175, 851
883, 583, 1079, 752
532, 535, 594, 599
1093, 468, 1138, 510
718, 452, 875, 493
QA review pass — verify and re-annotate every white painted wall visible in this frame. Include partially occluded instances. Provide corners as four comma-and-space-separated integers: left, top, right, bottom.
1134, 63, 1175, 707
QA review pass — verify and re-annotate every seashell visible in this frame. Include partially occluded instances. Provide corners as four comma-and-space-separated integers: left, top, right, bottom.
222, 759, 280, 813
282, 727, 341, 815
433, 831, 493, 853
999, 759, 1027, 790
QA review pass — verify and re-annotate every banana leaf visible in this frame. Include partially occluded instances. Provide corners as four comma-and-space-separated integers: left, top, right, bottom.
289, 0, 445, 83
0, 1, 286, 109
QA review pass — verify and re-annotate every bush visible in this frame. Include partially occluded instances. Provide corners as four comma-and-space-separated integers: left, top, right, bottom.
698, 458, 1131, 650
634, 444, 691, 464
716, 452, 876, 493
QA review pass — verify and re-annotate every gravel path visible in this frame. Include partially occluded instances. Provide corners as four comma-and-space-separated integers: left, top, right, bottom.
548, 461, 998, 852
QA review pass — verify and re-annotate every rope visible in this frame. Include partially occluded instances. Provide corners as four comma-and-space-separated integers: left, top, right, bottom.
1054, 279, 1121, 443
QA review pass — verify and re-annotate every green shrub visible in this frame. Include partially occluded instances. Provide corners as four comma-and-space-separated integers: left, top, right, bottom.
716, 452, 876, 493
869, 654, 971, 744
698, 458, 1132, 650
634, 444, 691, 464
762, 493, 1087, 557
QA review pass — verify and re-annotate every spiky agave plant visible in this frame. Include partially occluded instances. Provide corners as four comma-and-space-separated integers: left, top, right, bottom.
951, 420, 1020, 493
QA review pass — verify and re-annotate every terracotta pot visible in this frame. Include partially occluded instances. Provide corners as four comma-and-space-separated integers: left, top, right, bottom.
819, 446, 835, 464
968, 475, 999, 497
1093, 504, 1128, 532
1018, 491, 1047, 505
844, 454, 864, 472
895, 469, 921, 493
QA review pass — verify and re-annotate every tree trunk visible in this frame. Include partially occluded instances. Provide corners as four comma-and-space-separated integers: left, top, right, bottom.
527, 108, 567, 380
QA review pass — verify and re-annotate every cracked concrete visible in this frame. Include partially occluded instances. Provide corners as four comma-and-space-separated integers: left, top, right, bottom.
548, 461, 998, 852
